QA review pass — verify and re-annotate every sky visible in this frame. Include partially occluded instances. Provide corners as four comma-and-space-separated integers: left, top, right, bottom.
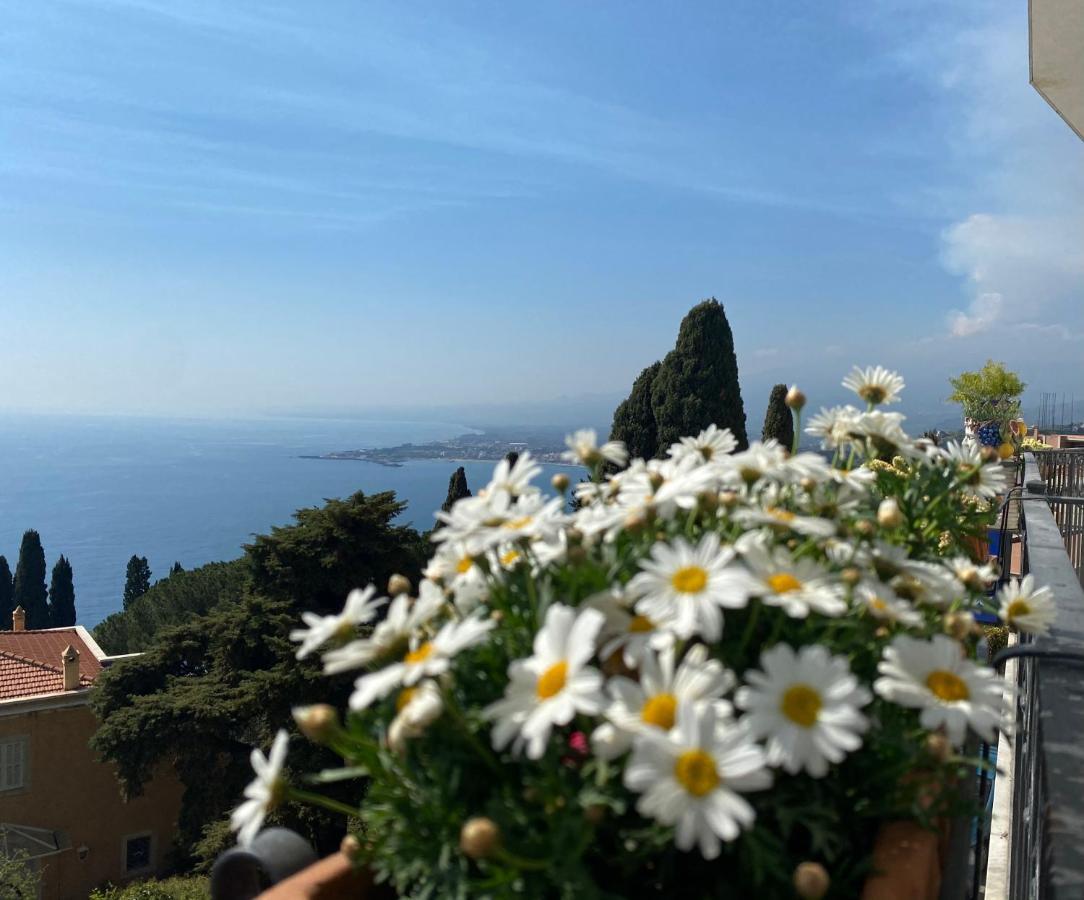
1, 0, 1082, 429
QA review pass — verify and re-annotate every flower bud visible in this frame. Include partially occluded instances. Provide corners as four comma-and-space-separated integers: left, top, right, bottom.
698, 491, 719, 514
340, 834, 361, 859
799, 477, 816, 493
854, 519, 875, 537
840, 567, 861, 587
877, 498, 903, 529
925, 732, 953, 763
387, 573, 412, 597
980, 446, 998, 463
459, 817, 500, 860
292, 704, 339, 744
943, 611, 975, 641
584, 804, 607, 825
785, 385, 807, 412
793, 861, 830, 899
551, 473, 570, 492
648, 472, 665, 491
719, 490, 740, 509
490, 609, 504, 623
567, 545, 588, 565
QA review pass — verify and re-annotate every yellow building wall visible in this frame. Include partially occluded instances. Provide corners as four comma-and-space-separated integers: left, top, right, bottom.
0, 700, 184, 900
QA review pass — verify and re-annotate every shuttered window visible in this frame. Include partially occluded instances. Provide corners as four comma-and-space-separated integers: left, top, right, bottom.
0, 737, 27, 791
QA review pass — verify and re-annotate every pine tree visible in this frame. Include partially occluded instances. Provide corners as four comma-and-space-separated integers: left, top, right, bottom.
0, 556, 13, 631
13, 530, 49, 629
441, 467, 472, 513
48, 555, 76, 627
610, 360, 662, 461
761, 383, 794, 450
650, 299, 748, 451
123, 555, 152, 610
170, 562, 185, 577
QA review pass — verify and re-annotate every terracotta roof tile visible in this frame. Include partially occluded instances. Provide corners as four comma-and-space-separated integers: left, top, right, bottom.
0, 629, 102, 701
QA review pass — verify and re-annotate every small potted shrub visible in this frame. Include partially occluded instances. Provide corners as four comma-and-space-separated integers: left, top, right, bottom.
948, 360, 1026, 461
230, 366, 1052, 899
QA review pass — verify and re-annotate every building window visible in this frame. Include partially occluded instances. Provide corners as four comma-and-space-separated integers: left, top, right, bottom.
0, 737, 27, 792
123, 833, 153, 875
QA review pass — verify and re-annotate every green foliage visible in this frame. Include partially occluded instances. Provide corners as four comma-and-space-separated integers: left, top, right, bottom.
609, 361, 662, 461
91, 489, 429, 866
94, 561, 248, 654
0, 849, 38, 899
948, 360, 1026, 422
246, 490, 427, 615
0, 555, 13, 631
48, 554, 77, 627
170, 561, 185, 577
442, 467, 472, 513
124, 556, 153, 610
651, 299, 748, 452
13, 529, 49, 629
88, 875, 209, 900
761, 383, 794, 450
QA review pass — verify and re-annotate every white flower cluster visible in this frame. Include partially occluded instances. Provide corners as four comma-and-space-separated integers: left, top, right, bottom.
234, 366, 1050, 860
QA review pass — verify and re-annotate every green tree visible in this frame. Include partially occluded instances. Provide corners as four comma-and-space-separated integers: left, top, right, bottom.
609, 360, 662, 461
0, 849, 39, 900
948, 360, 1027, 422
13, 530, 49, 629
761, 383, 794, 450
170, 561, 185, 577
48, 555, 76, 627
123, 555, 152, 610
91, 490, 429, 865
651, 299, 748, 451
441, 466, 472, 513
0, 556, 13, 632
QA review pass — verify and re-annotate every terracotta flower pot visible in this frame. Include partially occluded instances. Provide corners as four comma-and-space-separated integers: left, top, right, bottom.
257, 852, 390, 900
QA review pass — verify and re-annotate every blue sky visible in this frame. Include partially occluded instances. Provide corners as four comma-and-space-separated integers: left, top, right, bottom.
2, 1, 1082, 428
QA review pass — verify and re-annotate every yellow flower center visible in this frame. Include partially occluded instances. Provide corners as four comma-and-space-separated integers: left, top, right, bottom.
500, 549, 521, 567
740, 466, 762, 485
700, 446, 714, 461
404, 642, 434, 666
628, 614, 654, 633
1006, 599, 1031, 620
674, 749, 721, 797
640, 693, 678, 730
767, 507, 796, 523
767, 572, 802, 594
780, 684, 822, 728
671, 565, 708, 594
859, 385, 888, 405
926, 670, 969, 702
536, 661, 568, 699
456, 556, 474, 574
869, 596, 888, 612
396, 687, 417, 712
503, 515, 533, 530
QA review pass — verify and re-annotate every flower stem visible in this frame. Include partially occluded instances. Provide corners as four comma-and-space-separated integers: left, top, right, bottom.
442, 688, 503, 775
289, 788, 359, 819
494, 846, 550, 871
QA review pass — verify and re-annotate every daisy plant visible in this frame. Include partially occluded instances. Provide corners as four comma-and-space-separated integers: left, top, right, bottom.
230, 366, 1049, 898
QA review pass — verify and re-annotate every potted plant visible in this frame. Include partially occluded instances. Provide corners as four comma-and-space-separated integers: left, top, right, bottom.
948, 360, 1026, 460
230, 365, 1052, 900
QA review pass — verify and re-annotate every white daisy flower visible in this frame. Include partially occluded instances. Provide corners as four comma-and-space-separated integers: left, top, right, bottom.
628, 533, 759, 640
851, 410, 915, 456
806, 405, 862, 451
485, 604, 605, 760
734, 503, 837, 539
726, 441, 789, 488
624, 703, 771, 859
562, 429, 628, 468
853, 581, 924, 627
435, 491, 567, 553
941, 441, 1009, 501
349, 614, 495, 711
740, 542, 846, 618
874, 634, 1007, 745
482, 450, 542, 499
842, 365, 906, 406
869, 543, 958, 607
289, 585, 386, 660
736, 644, 871, 777
231, 729, 289, 847
943, 556, 997, 594
667, 424, 738, 465
998, 575, 1057, 635
387, 680, 444, 755
593, 644, 734, 760
322, 582, 446, 675
590, 588, 673, 668
424, 546, 489, 614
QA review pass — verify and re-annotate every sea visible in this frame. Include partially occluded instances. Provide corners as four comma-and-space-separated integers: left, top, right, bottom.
0, 414, 575, 627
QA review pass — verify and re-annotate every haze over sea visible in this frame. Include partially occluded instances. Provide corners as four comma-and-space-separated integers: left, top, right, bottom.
0, 414, 573, 628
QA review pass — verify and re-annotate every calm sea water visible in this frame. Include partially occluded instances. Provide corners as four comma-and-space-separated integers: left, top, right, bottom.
0, 414, 573, 627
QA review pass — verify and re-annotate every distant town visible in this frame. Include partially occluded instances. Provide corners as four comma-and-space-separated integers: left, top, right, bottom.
301, 427, 579, 467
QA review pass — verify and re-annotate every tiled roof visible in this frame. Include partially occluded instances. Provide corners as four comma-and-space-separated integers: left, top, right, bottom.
0, 629, 102, 701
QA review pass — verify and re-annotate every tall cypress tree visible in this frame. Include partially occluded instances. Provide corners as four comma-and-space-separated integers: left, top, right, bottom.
13, 530, 49, 629
650, 299, 748, 451
123, 555, 152, 610
761, 383, 794, 450
0, 556, 13, 631
441, 467, 472, 513
610, 360, 663, 462
48, 555, 76, 627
